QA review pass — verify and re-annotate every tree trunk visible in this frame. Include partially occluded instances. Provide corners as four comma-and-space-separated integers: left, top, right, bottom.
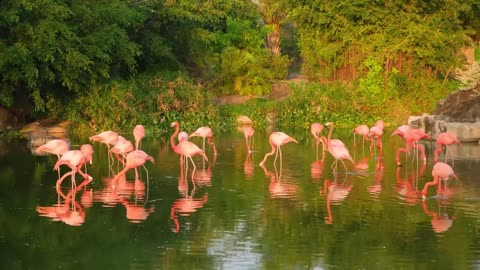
266, 23, 281, 55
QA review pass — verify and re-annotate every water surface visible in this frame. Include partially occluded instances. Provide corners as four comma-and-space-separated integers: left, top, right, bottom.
1, 127, 480, 269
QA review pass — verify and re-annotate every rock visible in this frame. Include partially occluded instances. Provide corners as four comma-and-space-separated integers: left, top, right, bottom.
21, 118, 69, 139
433, 88, 480, 122
408, 86, 480, 142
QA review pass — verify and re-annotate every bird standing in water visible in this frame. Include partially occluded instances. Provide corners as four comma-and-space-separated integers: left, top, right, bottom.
259, 132, 298, 167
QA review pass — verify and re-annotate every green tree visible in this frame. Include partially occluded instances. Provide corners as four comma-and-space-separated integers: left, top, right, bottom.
0, 0, 145, 115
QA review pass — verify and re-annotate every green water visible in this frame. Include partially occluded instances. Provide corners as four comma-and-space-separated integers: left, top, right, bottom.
1, 128, 480, 269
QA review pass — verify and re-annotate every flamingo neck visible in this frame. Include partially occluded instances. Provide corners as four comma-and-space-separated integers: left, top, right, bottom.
260, 140, 276, 165
170, 123, 180, 151
421, 175, 439, 196
327, 124, 334, 148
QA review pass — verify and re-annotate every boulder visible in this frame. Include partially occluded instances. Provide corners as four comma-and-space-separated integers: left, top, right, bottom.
408, 87, 480, 142
433, 88, 480, 122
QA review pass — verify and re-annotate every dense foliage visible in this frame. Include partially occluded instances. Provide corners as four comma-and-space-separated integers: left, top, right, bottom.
1, 0, 479, 133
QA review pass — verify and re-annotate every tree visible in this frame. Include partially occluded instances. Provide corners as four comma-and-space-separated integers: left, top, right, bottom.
0, 0, 145, 116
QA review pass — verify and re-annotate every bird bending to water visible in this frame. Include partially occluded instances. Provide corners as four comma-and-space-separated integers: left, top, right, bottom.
54, 147, 93, 188
36, 139, 70, 158
259, 132, 298, 167
133, 125, 145, 150
421, 162, 458, 200
243, 126, 255, 153
112, 150, 155, 187
392, 126, 430, 166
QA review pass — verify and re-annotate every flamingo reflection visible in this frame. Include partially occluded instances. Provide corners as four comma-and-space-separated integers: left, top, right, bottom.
310, 155, 325, 181
395, 162, 426, 205
260, 164, 298, 199
170, 188, 208, 233
37, 178, 91, 226
118, 179, 155, 224
368, 151, 384, 197
322, 174, 353, 224
244, 150, 255, 178
422, 199, 454, 233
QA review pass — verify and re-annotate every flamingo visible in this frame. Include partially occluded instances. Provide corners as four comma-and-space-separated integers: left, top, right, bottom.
80, 144, 94, 173
54, 148, 93, 188
393, 127, 430, 166
133, 125, 145, 150
36, 139, 70, 177
36, 139, 70, 158
178, 131, 189, 142
174, 141, 209, 176
242, 126, 255, 153
434, 132, 461, 163
89, 131, 119, 151
112, 150, 155, 187
259, 132, 298, 167
325, 122, 354, 172
190, 126, 217, 156
109, 136, 134, 165
353, 124, 370, 149
311, 123, 326, 160
368, 120, 384, 151
421, 162, 458, 200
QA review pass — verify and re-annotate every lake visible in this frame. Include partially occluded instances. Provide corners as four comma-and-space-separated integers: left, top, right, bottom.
1, 126, 480, 269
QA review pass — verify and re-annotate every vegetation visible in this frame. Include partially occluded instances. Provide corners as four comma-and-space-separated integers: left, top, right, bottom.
1, 0, 479, 134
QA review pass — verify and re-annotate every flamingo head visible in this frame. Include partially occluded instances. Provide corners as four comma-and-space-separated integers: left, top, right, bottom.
170, 121, 179, 128
325, 122, 333, 127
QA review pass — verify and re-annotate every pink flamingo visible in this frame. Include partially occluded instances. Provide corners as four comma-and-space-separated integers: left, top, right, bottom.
259, 132, 298, 166
89, 131, 119, 151
80, 144, 94, 173
133, 125, 145, 150
54, 148, 92, 188
311, 123, 326, 160
434, 132, 462, 163
353, 124, 370, 149
190, 126, 217, 156
325, 122, 354, 171
178, 131, 189, 142
243, 126, 255, 153
36, 139, 70, 158
112, 150, 155, 187
36, 139, 70, 177
393, 127, 430, 166
175, 141, 209, 177
421, 162, 458, 200
109, 136, 134, 165
368, 120, 384, 151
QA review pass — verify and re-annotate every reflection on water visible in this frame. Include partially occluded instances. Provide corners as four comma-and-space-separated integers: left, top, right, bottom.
37, 178, 91, 226
2, 128, 480, 269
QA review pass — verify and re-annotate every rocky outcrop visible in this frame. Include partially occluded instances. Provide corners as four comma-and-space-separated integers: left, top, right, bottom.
433, 88, 480, 122
20, 118, 70, 154
409, 85, 480, 142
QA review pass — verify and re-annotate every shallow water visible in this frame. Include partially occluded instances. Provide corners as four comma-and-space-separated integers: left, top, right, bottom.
1, 127, 480, 270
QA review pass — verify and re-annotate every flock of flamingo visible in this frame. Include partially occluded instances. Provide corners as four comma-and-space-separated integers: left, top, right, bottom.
33, 119, 462, 227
